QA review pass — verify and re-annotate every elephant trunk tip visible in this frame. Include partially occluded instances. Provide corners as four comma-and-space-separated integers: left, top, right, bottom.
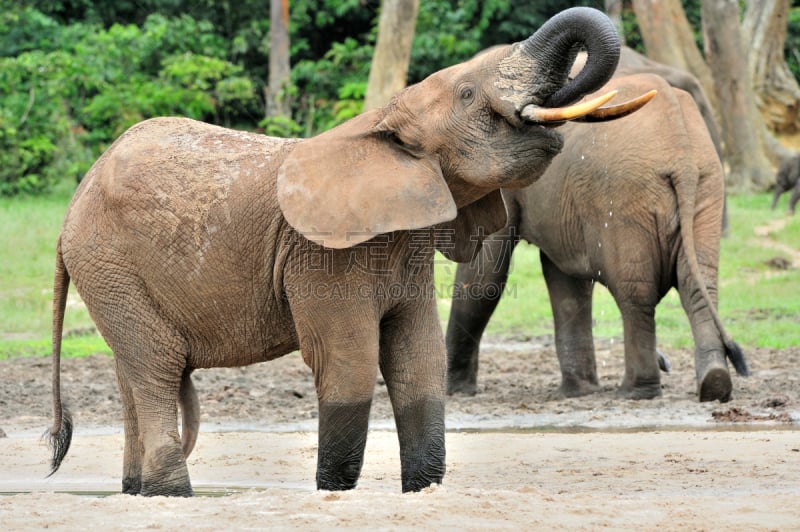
43, 406, 73, 477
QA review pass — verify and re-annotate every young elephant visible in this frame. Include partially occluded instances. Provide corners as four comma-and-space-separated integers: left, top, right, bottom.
772, 153, 800, 214
46, 8, 648, 496
446, 73, 748, 403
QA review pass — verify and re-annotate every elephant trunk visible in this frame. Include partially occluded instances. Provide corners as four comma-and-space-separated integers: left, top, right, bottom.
519, 7, 620, 108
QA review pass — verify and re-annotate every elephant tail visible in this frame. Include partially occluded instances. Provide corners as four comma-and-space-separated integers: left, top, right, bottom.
673, 162, 749, 378
45, 238, 73, 477
179, 369, 200, 457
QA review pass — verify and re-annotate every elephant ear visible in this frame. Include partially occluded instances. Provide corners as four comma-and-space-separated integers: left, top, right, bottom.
277, 109, 457, 249
434, 190, 508, 263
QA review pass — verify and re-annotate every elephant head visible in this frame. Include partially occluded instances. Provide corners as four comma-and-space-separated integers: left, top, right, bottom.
278, 7, 636, 261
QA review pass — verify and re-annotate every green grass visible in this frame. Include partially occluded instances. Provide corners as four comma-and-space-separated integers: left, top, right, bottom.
0, 184, 110, 359
1, 191, 797, 359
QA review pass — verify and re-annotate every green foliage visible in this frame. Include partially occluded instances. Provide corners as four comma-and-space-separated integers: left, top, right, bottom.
786, 7, 800, 82
259, 115, 304, 138
0, 8, 262, 194
0, 49, 77, 195
291, 37, 373, 134
7, 0, 800, 196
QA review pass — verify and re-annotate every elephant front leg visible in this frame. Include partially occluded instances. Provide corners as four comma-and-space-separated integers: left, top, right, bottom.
541, 253, 599, 397
446, 231, 517, 395
316, 401, 372, 490
381, 300, 447, 492
294, 314, 380, 491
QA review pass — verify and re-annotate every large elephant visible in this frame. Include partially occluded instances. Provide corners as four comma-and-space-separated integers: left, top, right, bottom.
45, 8, 647, 497
772, 152, 800, 213
446, 72, 748, 403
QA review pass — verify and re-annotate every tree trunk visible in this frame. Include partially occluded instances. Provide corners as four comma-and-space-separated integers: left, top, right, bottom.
702, 0, 773, 190
364, 0, 419, 111
631, 0, 716, 111
266, 0, 291, 118
743, 0, 800, 135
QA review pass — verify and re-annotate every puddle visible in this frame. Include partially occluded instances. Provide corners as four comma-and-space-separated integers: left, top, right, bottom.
0, 486, 254, 498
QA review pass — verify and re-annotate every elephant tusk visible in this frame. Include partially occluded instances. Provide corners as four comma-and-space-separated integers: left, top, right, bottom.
521, 90, 618, 123
575, 89, 658, 122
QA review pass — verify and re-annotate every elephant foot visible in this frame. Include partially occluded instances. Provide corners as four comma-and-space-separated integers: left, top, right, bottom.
559, 377, 600, 398
698, 365, 732, 403
139, 445, 194, 497
121, 476, 141, 495
447, 368, 478, 396
617, 375, 661, 400
396, 398, 446, 493
447, 376, 477, 396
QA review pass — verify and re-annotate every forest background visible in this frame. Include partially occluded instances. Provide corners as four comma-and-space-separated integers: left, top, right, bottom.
5, 0, 800, 196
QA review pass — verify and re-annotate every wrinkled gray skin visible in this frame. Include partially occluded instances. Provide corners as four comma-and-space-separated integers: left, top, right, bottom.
46, 8, 624, 497
772, 153, 800, 214
446, 73, 748, 403
574, 46, 728, 234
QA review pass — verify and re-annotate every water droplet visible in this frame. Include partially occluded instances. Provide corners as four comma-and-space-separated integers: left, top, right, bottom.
608, 211, 613, 217
604, 222, 608, 228
598, 242, 602, 248
581, 155, 585, 160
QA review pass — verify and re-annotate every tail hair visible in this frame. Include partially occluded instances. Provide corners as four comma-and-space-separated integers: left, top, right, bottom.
725, 340, 749, 377
44, 406, 73, 477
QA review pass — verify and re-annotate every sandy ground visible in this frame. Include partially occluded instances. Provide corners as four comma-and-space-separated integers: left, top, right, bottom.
1, 339, 799, 529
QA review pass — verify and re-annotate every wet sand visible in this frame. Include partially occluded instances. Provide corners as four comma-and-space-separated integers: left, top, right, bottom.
1, 340, 798, 529
2, 428, 800, 529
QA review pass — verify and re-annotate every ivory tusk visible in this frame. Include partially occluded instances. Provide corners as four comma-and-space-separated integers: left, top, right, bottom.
577, 89, 658, 122
521, 90, 618, 123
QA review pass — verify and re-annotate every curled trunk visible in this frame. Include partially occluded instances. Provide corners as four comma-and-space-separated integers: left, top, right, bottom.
498, 7, 621, 114
522, 7, 621, 107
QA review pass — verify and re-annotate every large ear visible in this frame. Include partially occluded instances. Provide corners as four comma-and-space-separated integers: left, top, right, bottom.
277, 109, 457, 249
434, 190, 508, 263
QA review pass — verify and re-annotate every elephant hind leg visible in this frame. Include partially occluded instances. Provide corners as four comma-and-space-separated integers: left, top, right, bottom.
179, 369, 200, 457
698, 358, 732, 403
446, 230, 518, 396
86, 280, 193, 496
115, 333, 193, 496
115, 356, 143, 495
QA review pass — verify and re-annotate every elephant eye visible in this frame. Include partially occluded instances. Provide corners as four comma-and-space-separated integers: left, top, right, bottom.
460, 86, 475, 103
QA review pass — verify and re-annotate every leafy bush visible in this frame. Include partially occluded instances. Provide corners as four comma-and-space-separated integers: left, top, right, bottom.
0, 9, 262, 194
0, 50, 76, 195
4, 0, 686, 196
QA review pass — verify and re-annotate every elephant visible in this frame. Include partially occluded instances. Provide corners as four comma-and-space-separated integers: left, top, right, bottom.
445, 72, 748, 404
772, 152, 800, 213
573, 46, 728, 233
44, 8, 651, 497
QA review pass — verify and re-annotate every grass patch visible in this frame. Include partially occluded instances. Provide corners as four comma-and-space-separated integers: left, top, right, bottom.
0, 335, 111, 360
1, 191, 797, 359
